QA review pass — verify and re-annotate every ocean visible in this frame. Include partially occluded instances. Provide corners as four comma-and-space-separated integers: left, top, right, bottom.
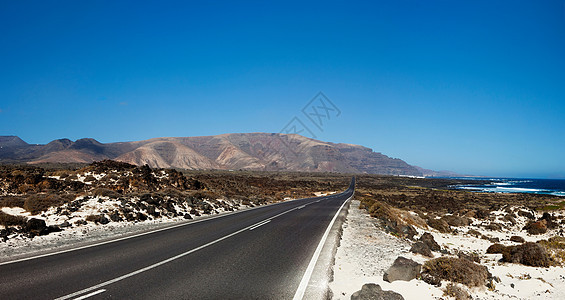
451, 177, 565, 197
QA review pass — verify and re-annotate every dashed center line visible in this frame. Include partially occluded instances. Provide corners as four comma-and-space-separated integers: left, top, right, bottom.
249, 220, 271, 230
53, 201, 317, 300
72, 289, 105, 300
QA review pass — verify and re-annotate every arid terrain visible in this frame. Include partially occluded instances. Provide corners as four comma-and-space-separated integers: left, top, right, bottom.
1, 162, 564, 299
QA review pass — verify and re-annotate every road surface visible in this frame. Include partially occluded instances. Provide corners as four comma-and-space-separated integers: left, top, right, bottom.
0, 177, 355, 299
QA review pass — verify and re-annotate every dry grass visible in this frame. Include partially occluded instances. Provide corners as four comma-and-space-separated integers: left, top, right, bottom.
0, 211, 27, 227
422, 257, 490, 287
538, 237, 565, 265
443, 283, 470, 300
23, 193, 66, 215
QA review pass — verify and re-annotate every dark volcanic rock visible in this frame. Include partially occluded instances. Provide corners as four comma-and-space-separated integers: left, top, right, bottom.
510, 236, 525, 243
419, 232, 441, 251
410, 242, 433, 257
351, 283, 404, 300
383, 257, 422, 283
25, 218, 47, 236
523, 220, 548, 235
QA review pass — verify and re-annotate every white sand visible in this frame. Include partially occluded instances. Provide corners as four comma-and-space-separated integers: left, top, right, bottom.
330, 200, 565, 300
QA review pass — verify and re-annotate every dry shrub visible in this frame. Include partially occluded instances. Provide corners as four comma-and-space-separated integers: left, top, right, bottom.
159, 188, 185, 199
92, 188, 121, 198
497, 242, 551, 267
538, 237, 565, 265
50, 170, 72, 178
422, 257, 491, 287
23, 193, 65, 215
83, 175, 97, 183
0, 196, 25, 208
442, 215, 470, 227
0, 211, 27, 227
366, 200, 418, 238
443, 283, 470, 300
427, 218, 451, 233
190, 190, 220, 200
85, 214, 109, 224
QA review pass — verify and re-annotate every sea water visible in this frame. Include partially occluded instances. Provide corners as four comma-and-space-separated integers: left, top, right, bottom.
452, 178, 565, 197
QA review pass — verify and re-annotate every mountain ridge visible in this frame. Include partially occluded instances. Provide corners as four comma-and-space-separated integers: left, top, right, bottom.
0, 133, 423, 176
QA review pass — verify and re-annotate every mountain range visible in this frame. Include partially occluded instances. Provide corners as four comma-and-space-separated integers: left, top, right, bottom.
0, 133, 428, 176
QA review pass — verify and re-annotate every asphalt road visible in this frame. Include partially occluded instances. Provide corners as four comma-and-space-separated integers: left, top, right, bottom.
0, 177, 355, 300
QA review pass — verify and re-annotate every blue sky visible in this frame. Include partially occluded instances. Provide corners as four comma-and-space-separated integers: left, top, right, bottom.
1, 0, 564, 178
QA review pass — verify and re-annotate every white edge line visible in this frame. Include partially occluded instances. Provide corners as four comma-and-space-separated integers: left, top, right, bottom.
292, 194, 351, 300
71, 289, 106, 300
0, 194, 325, 266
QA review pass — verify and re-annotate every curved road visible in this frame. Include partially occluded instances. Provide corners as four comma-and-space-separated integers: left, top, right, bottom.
0, 177, 355, 300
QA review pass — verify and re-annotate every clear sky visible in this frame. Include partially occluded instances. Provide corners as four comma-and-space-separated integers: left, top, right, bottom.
1, 1, 564, 178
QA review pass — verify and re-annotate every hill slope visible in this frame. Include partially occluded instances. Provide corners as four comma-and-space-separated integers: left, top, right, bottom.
0, 133, 422, 176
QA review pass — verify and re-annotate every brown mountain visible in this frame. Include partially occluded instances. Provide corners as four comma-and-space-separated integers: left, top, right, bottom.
0, 133, 422, 176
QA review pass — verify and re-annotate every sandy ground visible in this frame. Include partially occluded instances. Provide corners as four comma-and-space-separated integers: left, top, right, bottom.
330, 200, 565, 300
0, 199, 254, 261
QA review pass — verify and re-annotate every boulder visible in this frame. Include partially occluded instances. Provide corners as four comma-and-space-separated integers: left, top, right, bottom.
523, 220, 547, 235
410, 242, 433, 257
485, 223, 503, 231
351, 283, 404, 300
26, 218, 47, 236
99, 216, 110, 225
183, 213, 193, 220
108, 211, 122, 222
486, 243, 507, 254
540, 212, 558, 229
400, 225, 417, 240
518, 210, 534, 220
457, 251, 480, 263
383, 257, 422, 283
510, 236, 525, 243
420, 232, 441, 251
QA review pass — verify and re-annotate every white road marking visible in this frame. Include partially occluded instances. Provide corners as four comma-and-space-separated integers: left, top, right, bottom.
296, 205, 306, 209
53, 201, 319, 300
71, 289, 105, 300
248, 220, 271, 230
292, 195, 351, 300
